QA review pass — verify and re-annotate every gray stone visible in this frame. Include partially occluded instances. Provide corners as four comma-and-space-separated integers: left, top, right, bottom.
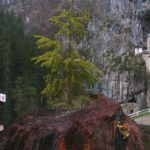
1, 0, 150, 110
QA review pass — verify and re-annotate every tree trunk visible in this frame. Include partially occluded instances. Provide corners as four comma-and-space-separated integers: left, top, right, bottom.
67, 32, 72, 105
67, 61, 72, 105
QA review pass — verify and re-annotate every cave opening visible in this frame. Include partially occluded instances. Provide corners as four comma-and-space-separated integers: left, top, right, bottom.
39, 133, 57, 150
65, 123, 90, 150
141, 10, 150, 46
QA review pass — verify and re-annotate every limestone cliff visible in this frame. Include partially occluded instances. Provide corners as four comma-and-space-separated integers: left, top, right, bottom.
1, 0, 150, 110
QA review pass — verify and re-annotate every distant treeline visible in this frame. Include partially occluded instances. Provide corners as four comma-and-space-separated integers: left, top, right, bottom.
0, 10, 44, 123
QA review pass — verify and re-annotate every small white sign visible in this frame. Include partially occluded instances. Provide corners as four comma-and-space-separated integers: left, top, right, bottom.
0, 94, 6, 102
0, 125, 4, 132
135, 48, 143, 55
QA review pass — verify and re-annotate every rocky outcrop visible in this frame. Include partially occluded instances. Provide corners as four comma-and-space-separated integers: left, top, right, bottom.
0, 95, 148, 150
1, 0, 150, 107
1, 0, 62, 33
86, 0, 148, 104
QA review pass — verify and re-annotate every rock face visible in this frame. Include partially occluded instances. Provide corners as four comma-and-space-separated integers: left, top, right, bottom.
0, 95, 148, 150
86, 0, 149, 107
2, 0, 62, 33
1, 0, 150, 107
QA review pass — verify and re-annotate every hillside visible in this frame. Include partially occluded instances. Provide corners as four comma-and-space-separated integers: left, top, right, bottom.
0, 0, 150, 107
0, 95, 148, 150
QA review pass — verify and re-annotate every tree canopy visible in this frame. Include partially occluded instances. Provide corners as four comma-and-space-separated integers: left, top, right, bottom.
33, 9, 103, 107
0, 11, 42, 123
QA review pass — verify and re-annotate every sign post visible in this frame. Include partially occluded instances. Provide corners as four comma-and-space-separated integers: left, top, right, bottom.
0, 94, 6, 103
0, 124, 4, 132
0, 93, 6, 132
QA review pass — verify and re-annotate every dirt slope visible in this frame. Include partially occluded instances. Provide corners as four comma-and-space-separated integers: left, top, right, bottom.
0, 95, 148, 150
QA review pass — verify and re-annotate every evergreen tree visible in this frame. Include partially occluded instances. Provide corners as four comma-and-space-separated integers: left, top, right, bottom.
33, 9, 103, 106
0, 11, 41, 123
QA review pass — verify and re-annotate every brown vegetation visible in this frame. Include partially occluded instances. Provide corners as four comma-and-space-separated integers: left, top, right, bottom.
0, 95, 148, 150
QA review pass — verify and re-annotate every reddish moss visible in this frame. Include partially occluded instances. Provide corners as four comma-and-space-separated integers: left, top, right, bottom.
0, 95, 148, 150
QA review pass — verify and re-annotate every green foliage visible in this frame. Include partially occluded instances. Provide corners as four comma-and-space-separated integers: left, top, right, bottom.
121, 27, 131, 34
72, 94, 92, 109
34, 35, 58, 50
106, 49, 146, 99
0, 11, 42, 123
105, 18, 115, 28
113, 53, 145, 72
105, 51, 145, 72
33, 9, 103, 106
50, 9, 90, 41
11, 77, 38, 115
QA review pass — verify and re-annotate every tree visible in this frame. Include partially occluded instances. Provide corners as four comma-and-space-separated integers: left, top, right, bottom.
0, 11, 42, 123
33, 9, 103, 106
11, 77, 38, 115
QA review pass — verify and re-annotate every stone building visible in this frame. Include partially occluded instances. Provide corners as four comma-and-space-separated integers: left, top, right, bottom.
123, 33, 150, 115
142, 34, 150, 73
135, 34, 150, 73
121, 97, 139, 115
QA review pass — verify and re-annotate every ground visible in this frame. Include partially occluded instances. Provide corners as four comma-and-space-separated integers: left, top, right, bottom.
135, 115, 150, 125
0, 95, 149, 150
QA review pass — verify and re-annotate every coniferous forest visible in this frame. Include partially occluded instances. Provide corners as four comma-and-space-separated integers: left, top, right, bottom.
0, 11, 44, 123
0, 9, 102, 124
